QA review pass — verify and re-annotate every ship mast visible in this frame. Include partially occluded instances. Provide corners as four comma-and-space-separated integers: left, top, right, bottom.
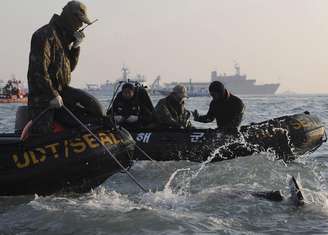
121, 65, 129, 82
234, 63, 240, 76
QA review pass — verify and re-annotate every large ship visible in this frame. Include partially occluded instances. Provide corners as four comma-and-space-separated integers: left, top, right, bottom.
210, 64, 280, 95
151, 64, 280, 96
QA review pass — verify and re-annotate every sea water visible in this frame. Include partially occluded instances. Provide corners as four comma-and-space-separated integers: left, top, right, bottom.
0, 94, 327, 234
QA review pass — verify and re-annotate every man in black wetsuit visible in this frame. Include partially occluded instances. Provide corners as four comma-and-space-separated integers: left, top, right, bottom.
193, 81, 245, 133
107, 83, 154, 130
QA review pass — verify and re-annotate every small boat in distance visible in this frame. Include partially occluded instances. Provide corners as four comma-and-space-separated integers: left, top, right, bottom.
85, 83, 100, 92
0, 77, 28, 104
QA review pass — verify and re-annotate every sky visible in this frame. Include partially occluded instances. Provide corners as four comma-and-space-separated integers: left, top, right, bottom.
0, 0, 327, 94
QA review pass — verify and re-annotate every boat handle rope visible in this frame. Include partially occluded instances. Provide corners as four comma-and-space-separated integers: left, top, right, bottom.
62, 105, 148, 193
20, 107, 52, 141
31, 107, 52, 125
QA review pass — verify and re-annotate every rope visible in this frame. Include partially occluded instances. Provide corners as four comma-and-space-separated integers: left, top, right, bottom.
62, 105, 148, 193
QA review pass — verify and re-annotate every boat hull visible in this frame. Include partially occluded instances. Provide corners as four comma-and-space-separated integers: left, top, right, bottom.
131, 112, 326, 162
0, 97, 27, 104
0, 128, 135, 196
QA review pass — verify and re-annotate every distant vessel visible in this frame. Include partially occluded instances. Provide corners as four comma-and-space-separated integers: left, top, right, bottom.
211, 64, 280, 95
0, 76, 28, 104
0, 80, 5, 91
151, 64, 280, 96
85, 66, 148, 93
85, 83, 100, 92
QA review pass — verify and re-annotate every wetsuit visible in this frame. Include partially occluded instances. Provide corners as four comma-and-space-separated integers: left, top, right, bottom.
196, 93, 245, 132
107, 87, 154, 130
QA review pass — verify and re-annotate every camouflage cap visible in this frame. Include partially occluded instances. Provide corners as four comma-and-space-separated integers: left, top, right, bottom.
63, 1, 92, 25
172, 84, 188, 98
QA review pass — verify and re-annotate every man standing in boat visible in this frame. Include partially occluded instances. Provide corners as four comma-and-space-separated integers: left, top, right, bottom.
193, 81, 245, 133
27, 1, 104, 135
154, 84, 192, 129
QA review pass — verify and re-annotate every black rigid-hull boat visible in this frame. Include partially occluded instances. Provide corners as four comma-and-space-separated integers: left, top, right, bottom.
131, 112, 326, 162
0, 127, 135, 196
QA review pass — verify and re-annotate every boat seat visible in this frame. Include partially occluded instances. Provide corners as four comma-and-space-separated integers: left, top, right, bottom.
15, 106, 29, 133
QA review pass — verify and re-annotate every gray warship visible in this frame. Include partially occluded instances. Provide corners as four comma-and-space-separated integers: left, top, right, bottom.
210, 64, 280, 95
151, 64, 280, 96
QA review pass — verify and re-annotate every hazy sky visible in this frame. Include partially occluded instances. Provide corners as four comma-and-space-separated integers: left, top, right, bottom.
0, 0, 327, 93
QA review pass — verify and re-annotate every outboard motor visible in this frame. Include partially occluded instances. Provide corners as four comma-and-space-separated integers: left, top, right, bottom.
240, 111, 326, 160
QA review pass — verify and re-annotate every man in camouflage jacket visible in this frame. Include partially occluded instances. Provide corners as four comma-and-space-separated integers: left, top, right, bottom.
154, 84, 192, 129
27, 1, 95, 135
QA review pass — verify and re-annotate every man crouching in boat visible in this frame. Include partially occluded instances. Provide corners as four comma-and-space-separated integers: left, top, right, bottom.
154, 84, 192, 129
107, 83, 155, 130
27, 1, 105, 136
193, 81, 245, 134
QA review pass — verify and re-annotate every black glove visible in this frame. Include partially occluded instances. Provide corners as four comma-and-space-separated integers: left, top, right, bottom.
192, 109, 199, 121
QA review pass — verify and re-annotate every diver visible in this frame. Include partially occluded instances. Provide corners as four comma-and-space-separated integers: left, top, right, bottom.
202, 175, 305, 206
193, 81, 245, 134
107, 82, 155, 130
251, 176, 305, 206
154, 84, 192, 129
27, 1, 106, 136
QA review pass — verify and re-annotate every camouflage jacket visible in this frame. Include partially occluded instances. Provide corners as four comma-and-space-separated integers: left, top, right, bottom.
27, 14, 80, 110
154, 94, 192, 129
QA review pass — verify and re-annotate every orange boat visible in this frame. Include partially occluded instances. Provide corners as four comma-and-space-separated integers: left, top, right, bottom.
0, 79, 28, 104
0, 95, 27, 104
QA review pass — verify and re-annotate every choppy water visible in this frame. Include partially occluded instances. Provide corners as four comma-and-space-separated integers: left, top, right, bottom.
0, 94, 328, 235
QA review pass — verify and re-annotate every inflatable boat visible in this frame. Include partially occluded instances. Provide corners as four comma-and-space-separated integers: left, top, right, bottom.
131, 112, 326, 162
0, 127, 135, 196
